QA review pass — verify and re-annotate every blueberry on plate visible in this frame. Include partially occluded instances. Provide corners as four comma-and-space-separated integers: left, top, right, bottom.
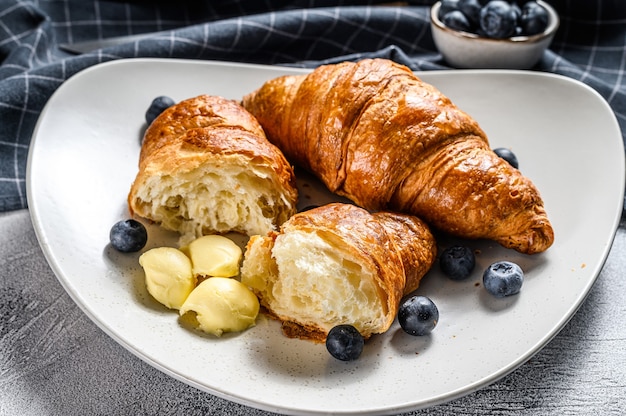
439, 245, 475, 280
110, 219, 148, 253
483, 261, 524, 298
520, 1, 549, 36
326, 324, 364, 361
398, 295, 439, 336
479, 0, 518, 39
145, 95, 176, 125
493, 147, 519, 169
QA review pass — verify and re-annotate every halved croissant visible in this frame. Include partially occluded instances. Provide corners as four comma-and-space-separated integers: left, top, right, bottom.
242, 59, 554, 254
128, 95, 298, 245
240, 203, 436, 342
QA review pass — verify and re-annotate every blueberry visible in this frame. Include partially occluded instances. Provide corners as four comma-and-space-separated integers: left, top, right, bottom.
439, 245, 475, 280
145, 96, 176, 125
493, 147, 519, 169
458, 0, 483, 27
438, 0, 461, 20
520, 1, 549, 35
442, 10, 472, 32
110, 219, 148, 252
511, 2, 522, 21
398, 295, 439, 336
325, 325, 364, 361
483, 261, 524, 298
479, 0, 518, 39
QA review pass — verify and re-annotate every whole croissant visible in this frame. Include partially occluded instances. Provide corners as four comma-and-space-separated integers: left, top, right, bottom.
242, 59, 554, 254
240, 203, 436, 342
128, 95, 298, 245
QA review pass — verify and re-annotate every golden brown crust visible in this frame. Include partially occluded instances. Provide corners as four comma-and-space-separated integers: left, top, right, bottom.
128, 95, 298, 241
280, 321, 327, 343
139, 94, 266, 166
242, 59, 554, 254
372, 211, 438, 294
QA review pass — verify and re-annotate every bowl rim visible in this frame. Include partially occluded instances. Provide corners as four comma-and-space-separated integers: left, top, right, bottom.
431, 0, 560, 44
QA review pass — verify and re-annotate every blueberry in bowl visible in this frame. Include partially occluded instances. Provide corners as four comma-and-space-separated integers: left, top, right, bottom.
480, 1, 519, 39
431, 0, 559, 69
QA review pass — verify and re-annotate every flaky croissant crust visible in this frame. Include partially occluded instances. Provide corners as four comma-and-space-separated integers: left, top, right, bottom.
242, 59, 554, 254
240, 203, 436, 342
128, 95, 298, 242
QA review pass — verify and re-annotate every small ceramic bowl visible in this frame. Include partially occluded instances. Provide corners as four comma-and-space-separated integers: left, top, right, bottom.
430, 1, 559, 69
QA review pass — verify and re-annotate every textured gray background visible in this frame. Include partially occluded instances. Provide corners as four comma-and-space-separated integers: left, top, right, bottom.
1, 209, 625, 416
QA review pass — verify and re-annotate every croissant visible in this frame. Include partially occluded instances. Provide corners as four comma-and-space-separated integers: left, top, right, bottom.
240, 203, 437, 342
242, 59, 554, 254
128, 95, 298, 245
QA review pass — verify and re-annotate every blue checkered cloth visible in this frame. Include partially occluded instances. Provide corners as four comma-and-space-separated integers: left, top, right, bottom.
1, 0, 624, 212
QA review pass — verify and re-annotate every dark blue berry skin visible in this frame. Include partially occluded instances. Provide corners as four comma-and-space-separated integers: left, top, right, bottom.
458, 0, 483, 27
325, 325, 364, 361
440, 245, 475, 280
480, 1, 518, 39
438, 0, 461, 20
483, 261, 524, 298
145, 96, 176, 125
442, 10, 472, 32
493, 147, 519, 169
520, 1, 549, 35
511, 3, 522, 22
110, 219, 148, 253
398, 296, 439, 336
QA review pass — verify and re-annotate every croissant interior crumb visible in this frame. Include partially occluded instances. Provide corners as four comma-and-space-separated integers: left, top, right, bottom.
131, 161, 294, 245
241, 230, 385, 338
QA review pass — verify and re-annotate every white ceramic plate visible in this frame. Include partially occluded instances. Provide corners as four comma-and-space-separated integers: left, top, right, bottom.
27, 59, 624, 415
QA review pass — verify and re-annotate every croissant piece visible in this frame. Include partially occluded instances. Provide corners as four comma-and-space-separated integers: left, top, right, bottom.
128, 95, 298, 245
242, 59, 554, 254
240, 203, 436, 342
